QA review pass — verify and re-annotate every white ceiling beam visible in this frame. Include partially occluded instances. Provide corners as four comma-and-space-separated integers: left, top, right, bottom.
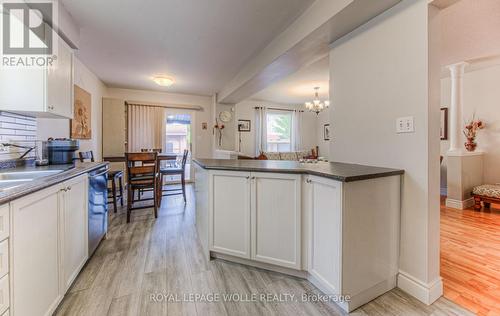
218, 0, 401, 104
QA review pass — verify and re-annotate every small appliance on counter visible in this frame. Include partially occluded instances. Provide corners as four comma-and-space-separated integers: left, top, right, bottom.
45, 138, 80, 165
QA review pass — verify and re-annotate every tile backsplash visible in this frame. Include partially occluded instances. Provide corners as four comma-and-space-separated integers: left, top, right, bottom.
0, 111, 37, 161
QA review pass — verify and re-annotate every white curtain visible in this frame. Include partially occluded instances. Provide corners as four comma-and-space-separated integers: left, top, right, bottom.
127, 104, 167, 152
255, 106, 268, 155
292, 110, 303, 151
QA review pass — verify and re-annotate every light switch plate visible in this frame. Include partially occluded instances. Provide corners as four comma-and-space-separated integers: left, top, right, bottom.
396, 116, 415, 133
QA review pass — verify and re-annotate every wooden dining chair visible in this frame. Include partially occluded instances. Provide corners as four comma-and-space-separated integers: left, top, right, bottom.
125, 152, 159, 223
79, 151, 124, 213
79, 151, 95, 162
138, 149, 162, 197
141, 148, 162, 153
160, 149, 189, 203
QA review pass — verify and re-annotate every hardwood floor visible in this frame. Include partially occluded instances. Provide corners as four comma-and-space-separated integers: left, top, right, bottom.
55, 185, 472, 315
441, 197, 500, 316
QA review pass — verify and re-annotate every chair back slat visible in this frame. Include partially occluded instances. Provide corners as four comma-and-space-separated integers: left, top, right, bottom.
126, 152, 158, 184
79, 151, 95, 162
128, 165, 156, 176
181, 149, 189, 169
141, 148, 162, 153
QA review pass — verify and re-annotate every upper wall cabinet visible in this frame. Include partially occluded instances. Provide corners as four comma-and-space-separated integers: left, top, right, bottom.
0, 28, 74, 119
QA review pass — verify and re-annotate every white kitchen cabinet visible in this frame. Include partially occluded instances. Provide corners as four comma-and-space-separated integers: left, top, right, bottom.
60, 175, 88, 292
0, 206, 9, 242
210, 171, 251, 258
46, 37, 74, 118
251, 172, 301, 269
194, 164, 209, 260
10, 185, 63, 316
305, 175, 401, 312
10, 174, 90, 316
0, 240, 8, 279
197, 160, 402, 313
0, 275, 9, 315
307, 176, 342, 295
208, 170, 302, 268
0, 29, 73, 119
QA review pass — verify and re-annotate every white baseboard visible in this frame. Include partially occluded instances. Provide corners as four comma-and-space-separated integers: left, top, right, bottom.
445, 197, 474, 210
212, 252, 397, 313
210, 252, 307, 278
338, 276, 396, 312
397, 271, 442, 305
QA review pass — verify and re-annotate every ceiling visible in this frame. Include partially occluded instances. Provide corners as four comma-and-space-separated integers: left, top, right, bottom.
251, 56, 329, 105
61, 0, 315, 95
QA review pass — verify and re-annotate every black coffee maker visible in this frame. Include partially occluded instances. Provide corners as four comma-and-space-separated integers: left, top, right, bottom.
45, 139, 80, 165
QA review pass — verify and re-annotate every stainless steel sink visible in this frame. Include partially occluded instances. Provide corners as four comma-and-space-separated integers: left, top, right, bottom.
0, 170, 64, 192
0, 179, 33, 191
0, 170, 63, 181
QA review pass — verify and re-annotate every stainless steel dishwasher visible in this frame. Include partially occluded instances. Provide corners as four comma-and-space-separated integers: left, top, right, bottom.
88, 166, 109, 256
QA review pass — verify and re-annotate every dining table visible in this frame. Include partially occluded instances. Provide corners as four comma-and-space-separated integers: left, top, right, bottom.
104, 153, 179, 163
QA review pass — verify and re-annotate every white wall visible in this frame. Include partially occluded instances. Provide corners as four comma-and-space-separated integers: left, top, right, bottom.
37, 57, 106, 160
440, 64, 500, 186
329, 0, 441, 304
215, 103, 236, 151
105, 88, 213, 159
234, 99, 319, 157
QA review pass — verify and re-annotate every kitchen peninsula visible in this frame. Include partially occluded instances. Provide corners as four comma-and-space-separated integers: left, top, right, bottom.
194, 159, 404, 312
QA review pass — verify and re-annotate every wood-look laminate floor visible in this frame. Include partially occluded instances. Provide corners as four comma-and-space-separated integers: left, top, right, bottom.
55, 186, 472, 316
441, 197, 500, 316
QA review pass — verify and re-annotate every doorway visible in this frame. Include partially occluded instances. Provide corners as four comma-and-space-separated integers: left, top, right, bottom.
164, 109, 195, 183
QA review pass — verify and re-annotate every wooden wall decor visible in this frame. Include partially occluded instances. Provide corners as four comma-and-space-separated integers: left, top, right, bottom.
71, 85, 92, 139
440, 107, 448, 140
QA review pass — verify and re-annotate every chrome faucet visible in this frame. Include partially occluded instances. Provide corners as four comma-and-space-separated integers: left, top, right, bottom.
1, 143, 36, 159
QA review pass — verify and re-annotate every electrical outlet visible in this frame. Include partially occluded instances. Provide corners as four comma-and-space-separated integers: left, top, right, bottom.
396, 116, 415, 133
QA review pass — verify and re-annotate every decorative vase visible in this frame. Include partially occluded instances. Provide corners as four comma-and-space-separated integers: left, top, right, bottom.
464, 137, 477, 152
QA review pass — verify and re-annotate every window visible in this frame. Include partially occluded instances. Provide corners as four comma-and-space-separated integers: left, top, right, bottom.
266, 112, 292, 152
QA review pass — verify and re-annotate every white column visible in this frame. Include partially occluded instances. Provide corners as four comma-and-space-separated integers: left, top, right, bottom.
447, 62, 468, 153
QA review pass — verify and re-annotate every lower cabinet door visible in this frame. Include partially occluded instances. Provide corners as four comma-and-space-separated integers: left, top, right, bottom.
308, 176, 342, 294
61, 174, 88, 291
211, 171, 251, 258
11, 186, 62, 316
194, 165, 209, 258
0, 274, 9, 315
251, 173, 301, 269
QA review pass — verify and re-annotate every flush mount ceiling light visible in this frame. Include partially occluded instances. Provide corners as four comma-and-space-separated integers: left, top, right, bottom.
152, 75, 174, 87
305, 87, 329, 115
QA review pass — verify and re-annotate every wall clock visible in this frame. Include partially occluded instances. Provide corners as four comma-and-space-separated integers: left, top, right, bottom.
219, 110, 232, 122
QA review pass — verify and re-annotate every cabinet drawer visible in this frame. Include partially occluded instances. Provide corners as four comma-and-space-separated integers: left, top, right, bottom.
0, 275, 9, 314
0, 206, 9, 241
0, 241, 7, 278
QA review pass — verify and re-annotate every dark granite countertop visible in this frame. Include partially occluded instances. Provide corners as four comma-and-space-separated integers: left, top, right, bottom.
193, 159, 403, 182
0, 162, 108, 205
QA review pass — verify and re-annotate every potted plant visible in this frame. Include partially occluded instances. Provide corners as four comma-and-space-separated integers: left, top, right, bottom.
463, 115, 485, 152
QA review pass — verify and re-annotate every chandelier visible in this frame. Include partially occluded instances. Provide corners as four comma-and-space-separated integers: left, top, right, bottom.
304, 87, 329, 114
